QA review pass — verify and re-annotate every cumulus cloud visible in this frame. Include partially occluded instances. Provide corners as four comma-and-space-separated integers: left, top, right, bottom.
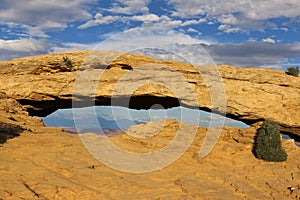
51, 42, 98, 52
181, 19, 206, 26
142, 15, 182, 28
186, 28, 202, 35
168, 0, 300, 32
107, 0, 150, 14
0, 38, 50, 60
131, 14, 160, 22
78, 13, 120, 29
1, 28, 299, 70
18, 25, 49, 38
0, 0, 93, 30
92, 27, 214, 64
79, 13, 182, 29
262, 38, 276, 44
218, 24, 242, 33
96, 28, 299, 68
169, 0, 300, 19
204, 42, 300, 67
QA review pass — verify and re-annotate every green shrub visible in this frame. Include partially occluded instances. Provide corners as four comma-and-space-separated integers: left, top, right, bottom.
286, 66, 299, 77
63, 56, 73, 71
253, 120, 287, 162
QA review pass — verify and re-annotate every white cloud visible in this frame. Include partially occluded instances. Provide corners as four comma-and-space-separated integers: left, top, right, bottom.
79, 13, 182, 30
0, 38, 50, 60
168, 0, 300, 32
0, 38, 48, 52
78, 13, 120, 29
91, 27, 215, 65
142, 15, 182, 28
186, 28, 201, 35
1, 28, 299, 70
86, 34, 297, 69
0, 0, 93, 30
23, 25, 49, 38
51, 42, 97, 52
131, 14, 160, 22
1, 23, 49, 38
218, 14, 238, 25
204, 42, 300, 68
58, 36, 300, 69
156, 16, 182, 28
169, 0, 300, 19
107, 0, 150, 15
169, 1, 206, 18
262, 38, 276, 44
218, 24, 241, 33
181, 18, 206, 26
198, 19, 207, 23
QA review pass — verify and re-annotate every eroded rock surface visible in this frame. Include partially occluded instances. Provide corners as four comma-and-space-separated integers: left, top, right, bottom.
0, 51, 299, 199
0, 96, 299, 199
0, 50, 299, 135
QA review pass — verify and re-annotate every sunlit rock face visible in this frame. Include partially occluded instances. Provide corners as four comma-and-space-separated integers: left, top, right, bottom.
0, 51, 299, 199
0, 50, 299, 135
0, 94, 300, 199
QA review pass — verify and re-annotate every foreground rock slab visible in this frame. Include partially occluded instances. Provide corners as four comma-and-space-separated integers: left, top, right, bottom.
0, 122, 300, 199
0, 93, 300, 199
0, 95, 300, 200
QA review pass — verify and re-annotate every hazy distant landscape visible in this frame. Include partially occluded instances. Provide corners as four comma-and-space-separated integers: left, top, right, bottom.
41, 106, 250, 133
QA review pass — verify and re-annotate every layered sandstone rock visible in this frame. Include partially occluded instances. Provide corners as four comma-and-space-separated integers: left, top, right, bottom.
0, 95, 299, 199
0, 50, 299, 135
0, 50, 299, 199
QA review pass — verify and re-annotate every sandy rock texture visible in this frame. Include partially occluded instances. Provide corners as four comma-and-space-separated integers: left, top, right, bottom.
0, 94, 300, 199
0, 50, 299, 135
0, 51, 299, 199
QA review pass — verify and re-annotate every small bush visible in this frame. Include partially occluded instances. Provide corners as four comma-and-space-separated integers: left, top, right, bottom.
0, 122, 23, 144
286, 66, 299, 77
63, 56, 73, 71
253, 120, 287, 162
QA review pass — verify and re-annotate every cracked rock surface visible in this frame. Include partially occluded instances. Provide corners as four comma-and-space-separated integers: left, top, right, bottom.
0, 51, 299, 199
0, 50, 299, 135
0, 96, 299, 199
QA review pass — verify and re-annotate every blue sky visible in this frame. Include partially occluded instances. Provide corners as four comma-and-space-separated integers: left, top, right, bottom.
0, 0, 300, 69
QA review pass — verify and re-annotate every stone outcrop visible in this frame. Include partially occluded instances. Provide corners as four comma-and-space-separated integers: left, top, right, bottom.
0, 51, 300, 199
0, 93, 300, 199
0, 50, 299, 135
